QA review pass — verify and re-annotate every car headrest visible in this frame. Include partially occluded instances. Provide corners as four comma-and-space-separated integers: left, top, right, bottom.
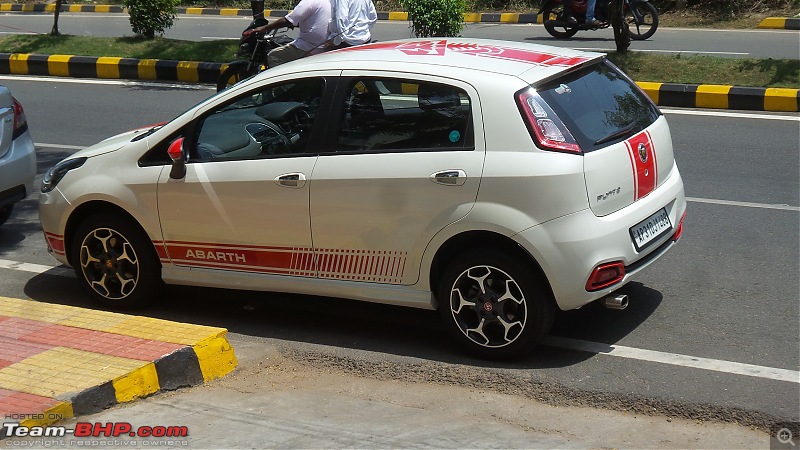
418, 84, 461, 111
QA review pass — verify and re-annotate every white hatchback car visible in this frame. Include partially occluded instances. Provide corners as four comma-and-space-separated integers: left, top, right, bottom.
0, 86, 36, 226
40, 39, 686, 359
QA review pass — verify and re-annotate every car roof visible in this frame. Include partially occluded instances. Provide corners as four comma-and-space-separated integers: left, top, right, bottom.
279, 38, 605, 83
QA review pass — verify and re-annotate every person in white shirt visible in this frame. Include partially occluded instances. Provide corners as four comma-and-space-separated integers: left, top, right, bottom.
253, 0, 332, 67
326, 0, 377, 49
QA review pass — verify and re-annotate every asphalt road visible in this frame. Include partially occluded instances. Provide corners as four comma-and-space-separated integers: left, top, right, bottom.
0, 75, 798, 427
2, 12, 800, 59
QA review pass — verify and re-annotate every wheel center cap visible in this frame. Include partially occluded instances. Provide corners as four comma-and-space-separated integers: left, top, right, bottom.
105, 260, 114, 269
483, 301, 493, 312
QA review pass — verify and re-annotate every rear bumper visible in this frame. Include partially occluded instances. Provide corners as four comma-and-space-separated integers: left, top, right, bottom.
516, 162, 686, 311
0, 132, 36, 210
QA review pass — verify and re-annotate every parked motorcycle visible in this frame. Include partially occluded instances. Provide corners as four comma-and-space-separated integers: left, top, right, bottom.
539, 0, 658, 41
216, 0, 292, 91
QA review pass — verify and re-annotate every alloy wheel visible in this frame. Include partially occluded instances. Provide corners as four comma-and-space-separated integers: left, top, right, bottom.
448, 265, 528, 348
79, 227, 140, 300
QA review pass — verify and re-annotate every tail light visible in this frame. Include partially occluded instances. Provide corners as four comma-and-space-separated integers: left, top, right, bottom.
516, 87, 581, 154
12, 97, 27, 139
585, 261, 625, 292
672, 211, 686, 242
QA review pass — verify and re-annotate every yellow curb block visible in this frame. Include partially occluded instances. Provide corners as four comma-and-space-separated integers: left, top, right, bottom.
0, 296, 238, 423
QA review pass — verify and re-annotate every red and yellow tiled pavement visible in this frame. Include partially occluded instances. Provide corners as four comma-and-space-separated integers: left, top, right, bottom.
0, 296, 237, 428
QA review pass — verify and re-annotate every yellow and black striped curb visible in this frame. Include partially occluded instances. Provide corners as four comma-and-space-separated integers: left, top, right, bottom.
3, 4, 800, 28
0, 4, 545, 22
0, 52, 223, 84
0, 296, 238, 428
758, 17, 800, 29
637, 81, 799, 112
1, 53, 798, 111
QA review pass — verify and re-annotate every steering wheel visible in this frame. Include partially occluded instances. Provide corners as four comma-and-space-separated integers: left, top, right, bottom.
246, 120, 292, 155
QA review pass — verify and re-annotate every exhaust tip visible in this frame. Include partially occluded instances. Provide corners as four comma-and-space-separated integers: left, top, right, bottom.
602, 294, 629, 310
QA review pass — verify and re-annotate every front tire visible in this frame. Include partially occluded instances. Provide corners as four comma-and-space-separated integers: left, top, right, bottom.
437, 249, 555, 359
542, 3, 579, 39
71, 213, 161, 309
217, 63, 252, 92
627, 1, 658, 40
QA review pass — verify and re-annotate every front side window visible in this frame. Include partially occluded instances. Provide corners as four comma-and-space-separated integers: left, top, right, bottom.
537, 60, 660, 152
336, 78, 474, 153
191, 78, 324, 161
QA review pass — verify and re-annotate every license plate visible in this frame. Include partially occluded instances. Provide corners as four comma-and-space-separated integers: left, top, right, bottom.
630, 208, 673, 251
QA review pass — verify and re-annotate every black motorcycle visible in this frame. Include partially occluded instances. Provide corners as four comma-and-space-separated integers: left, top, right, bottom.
539, 0, 658, 41
216, 0, 293, 91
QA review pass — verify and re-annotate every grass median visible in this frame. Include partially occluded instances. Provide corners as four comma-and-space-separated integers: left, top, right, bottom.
1, 34, 798, 88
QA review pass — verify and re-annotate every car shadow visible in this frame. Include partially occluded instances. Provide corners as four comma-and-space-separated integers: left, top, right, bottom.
22, 269, 661, 371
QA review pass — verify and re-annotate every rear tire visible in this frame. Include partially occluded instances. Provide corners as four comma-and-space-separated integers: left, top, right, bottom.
627, 1, 658, 40
437, 249, 555, 359
542, 3, 579, 39
71, 213, 162, 309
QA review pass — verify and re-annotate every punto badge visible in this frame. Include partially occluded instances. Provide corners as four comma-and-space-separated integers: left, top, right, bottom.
638, 143, 648, 163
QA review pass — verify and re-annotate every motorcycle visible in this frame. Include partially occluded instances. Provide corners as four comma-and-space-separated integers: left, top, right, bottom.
216, 0, 293, 91
539, 0, 658, 41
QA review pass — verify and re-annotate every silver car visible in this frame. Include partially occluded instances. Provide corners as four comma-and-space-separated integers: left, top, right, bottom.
0, 86, 36, 226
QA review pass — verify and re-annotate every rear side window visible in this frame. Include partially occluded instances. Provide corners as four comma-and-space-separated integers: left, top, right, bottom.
536, 60, 660, 152
336, 78, 474, 153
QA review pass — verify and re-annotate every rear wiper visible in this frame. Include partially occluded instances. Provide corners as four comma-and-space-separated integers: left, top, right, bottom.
594, 122, 637, 145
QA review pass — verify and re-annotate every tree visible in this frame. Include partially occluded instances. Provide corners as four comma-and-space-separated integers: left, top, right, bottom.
124, 0, 180, 39
50, 0, 62, 36
400, 0, 465, 37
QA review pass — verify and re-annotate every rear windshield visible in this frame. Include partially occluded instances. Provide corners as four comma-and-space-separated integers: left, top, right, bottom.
537, 60, 660, 152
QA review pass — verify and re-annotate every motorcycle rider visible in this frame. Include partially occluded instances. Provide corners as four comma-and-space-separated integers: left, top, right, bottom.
251, 0, 332, 68
325, 0, 378, 49
585, 0, 603, 27
563, 0, 603, 27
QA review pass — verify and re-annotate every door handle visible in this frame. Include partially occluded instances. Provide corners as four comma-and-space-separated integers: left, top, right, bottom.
274, 173, 307, 188
430, 170, 467, 186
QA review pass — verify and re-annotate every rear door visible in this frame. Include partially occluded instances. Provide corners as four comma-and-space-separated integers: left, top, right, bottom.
308, 73, 485, 285
536, 61, 676, 217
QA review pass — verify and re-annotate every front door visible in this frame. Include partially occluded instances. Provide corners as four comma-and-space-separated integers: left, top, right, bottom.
158, 76, 328, 277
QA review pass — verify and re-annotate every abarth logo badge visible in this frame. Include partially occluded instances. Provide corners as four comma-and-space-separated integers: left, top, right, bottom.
638, 143, 648, 163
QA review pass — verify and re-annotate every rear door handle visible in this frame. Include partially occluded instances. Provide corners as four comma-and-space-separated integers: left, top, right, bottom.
274, 173, 306, 188
430, 170, 467, 186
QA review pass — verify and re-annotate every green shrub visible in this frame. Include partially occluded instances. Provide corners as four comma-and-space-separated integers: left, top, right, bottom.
124, 0, 180, 38
400, 0, 465, 37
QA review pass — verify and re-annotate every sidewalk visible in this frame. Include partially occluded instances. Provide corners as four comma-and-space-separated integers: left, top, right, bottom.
0, 333, 774, 448
0, 296, 237, 429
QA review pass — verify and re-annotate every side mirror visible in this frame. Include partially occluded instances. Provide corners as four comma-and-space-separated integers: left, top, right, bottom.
168, 137, 186, 179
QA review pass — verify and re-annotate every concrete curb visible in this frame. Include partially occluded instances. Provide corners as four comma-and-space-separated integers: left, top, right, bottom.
0, 296, 238, 429
1, 52, 798, 112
